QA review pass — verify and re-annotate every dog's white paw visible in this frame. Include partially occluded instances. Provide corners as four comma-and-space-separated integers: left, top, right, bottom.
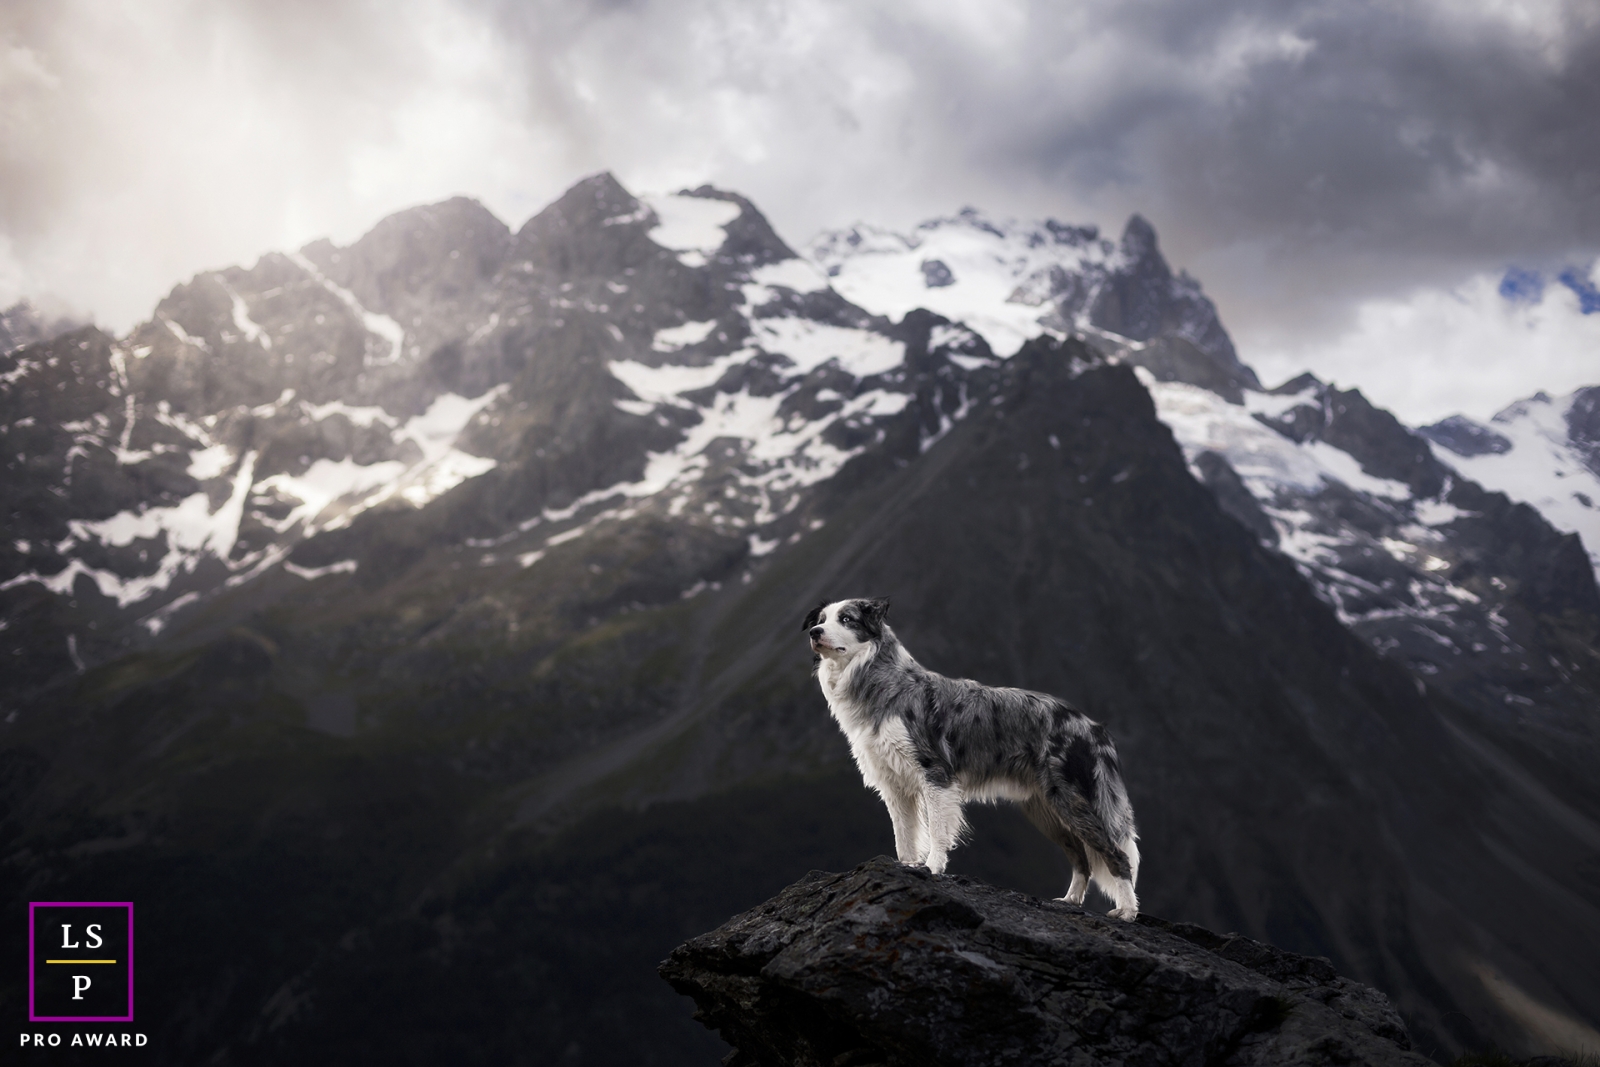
1109, 906, 1138, 922
1057, 891, 1087, 906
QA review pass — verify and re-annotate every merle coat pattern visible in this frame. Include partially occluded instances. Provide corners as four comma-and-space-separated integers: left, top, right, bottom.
804, 597, 1141, 920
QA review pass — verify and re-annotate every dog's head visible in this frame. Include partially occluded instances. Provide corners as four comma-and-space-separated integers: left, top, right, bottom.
803, 597, 890, 662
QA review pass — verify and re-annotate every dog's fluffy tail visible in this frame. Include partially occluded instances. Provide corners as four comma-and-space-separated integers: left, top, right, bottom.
1055, 787, 1134, 881
1088, 729, 1138, 879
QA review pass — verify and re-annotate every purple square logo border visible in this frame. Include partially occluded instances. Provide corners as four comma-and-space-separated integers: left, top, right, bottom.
28, 901, 135, 1023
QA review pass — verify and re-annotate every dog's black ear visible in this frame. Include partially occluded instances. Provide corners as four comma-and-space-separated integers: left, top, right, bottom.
801, 600, 828, 632
860, 596, 891, 636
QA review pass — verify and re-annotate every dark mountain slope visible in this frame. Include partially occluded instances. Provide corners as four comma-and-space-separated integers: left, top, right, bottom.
606, 339, 1600, 1054
1246, 375, 1600, 816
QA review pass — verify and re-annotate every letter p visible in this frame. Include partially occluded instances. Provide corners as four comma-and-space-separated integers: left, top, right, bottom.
72, 974, 92, 1000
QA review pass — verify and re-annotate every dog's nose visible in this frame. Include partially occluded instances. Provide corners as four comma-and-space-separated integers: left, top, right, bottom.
808, 626, 824, 640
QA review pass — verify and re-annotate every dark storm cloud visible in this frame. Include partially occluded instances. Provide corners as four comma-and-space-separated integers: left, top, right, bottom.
3, 0, 1597, 353
1058, 3, 1600, 260
455, 0, 1600, 339
880, 1, 1599, 329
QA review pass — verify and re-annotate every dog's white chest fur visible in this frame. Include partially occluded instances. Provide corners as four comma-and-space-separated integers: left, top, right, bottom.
816, 650, 921, 796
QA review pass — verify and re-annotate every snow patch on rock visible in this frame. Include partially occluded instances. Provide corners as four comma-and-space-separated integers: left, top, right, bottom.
643, 194, 741, 263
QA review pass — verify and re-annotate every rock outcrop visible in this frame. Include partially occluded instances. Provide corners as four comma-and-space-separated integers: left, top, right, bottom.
661, 857, 1433, 1067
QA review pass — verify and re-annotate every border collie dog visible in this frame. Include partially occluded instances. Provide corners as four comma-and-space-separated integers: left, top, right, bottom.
805, 597, 1140, 920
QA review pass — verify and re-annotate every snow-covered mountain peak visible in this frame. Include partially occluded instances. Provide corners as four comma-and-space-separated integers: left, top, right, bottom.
808, 209, 1116, 357
4, 174, 1596, 752
807, 207, 1254, 403
1422, 386, 1600, 574
0, 173, 1001, 646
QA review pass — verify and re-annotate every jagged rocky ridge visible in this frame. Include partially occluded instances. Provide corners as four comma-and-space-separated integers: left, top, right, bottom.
1, 180, 947, 683
2, 173, 1598, 1064
662, 857, 1434, 1067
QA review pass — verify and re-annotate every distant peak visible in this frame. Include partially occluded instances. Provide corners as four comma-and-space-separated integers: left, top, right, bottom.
516, 171, 646, 242
954, 206, 1006, 238
1418, 414, 1512, 458
358, 195, 511, 247
552, 171, 641, 216
1120, 214, 1159, 260
574, 170, 626, 193
1267, 371, 1323, 396
682, 184, 742, 203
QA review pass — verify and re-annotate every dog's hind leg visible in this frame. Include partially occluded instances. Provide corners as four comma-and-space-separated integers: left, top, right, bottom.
1021, 796, 1090, 904
1044, 783, 1139, 920
1091, 835, 1140, 921
919, 785, 965, 874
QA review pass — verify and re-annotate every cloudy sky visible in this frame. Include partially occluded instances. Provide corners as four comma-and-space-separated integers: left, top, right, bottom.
2, 0, 1597, 423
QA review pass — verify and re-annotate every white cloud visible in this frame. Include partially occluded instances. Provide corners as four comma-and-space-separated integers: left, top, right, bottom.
1241, 263, 1600, 424
0, 0, 573, 331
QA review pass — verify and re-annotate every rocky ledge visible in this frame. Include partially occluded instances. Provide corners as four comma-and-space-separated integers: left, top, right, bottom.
660, 856, 1432, 1067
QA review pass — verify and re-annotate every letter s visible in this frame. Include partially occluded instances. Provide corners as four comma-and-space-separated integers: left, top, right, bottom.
86, 923, 103, 949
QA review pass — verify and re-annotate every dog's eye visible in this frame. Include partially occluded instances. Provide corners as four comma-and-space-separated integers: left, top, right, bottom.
841, 614, 856, 624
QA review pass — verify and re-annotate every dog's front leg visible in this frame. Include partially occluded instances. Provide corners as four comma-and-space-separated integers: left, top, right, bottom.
884, 787, 923, 865
920, 785, 965, 874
